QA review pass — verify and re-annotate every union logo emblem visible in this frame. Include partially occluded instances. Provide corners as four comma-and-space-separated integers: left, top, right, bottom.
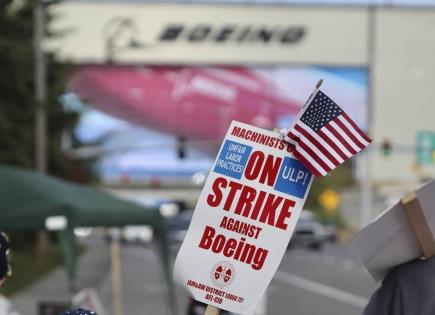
210, 261, 235, 288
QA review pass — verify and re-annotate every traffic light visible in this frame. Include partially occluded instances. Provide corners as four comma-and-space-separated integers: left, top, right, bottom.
381, 139, 392, 157
177, 136, 186, 159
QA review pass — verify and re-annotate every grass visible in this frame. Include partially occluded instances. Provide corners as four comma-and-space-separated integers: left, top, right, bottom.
2, 241, 64, 297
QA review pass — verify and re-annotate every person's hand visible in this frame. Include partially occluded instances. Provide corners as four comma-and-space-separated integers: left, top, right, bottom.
0, 277, 6, 288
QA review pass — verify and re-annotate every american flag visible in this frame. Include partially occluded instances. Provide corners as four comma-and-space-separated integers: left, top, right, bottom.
283, 90, 372, 177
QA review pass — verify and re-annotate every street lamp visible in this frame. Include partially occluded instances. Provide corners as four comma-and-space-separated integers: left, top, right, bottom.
34, 0, 47, 174
33, 0, 61, 268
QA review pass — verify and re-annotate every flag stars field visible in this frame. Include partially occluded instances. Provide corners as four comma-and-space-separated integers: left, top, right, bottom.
283, 90, 371, 177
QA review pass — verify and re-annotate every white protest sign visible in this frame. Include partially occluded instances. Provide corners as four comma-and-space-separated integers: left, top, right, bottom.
173, 121, 313, 314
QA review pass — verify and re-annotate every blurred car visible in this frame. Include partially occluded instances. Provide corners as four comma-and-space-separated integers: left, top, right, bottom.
74, 227, 93, 238
288, 210, 327, 251
121, 225, 153, 244
165, 210, 194, 244
104, 226, 153, 245
322, 223, 339, 242
137, 198, 186, 218
104, 227, 122, 243
103, 198, 186, 243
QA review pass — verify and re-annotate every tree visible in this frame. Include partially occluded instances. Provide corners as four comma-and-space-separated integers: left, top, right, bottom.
0, 0, 78, 176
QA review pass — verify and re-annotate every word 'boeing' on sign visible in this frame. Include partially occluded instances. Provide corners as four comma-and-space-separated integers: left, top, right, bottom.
159, 24, 306, 44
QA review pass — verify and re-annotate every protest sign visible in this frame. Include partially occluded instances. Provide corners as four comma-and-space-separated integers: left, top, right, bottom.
174, 121, 313, 314
352, 180, 435, 281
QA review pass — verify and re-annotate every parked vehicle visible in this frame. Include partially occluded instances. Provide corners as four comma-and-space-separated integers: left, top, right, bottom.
322, 223, 339, 243
288, 210, 327, 251
104, 198, 186, 244
121, 225, 153, 244
166, 210, 194, 244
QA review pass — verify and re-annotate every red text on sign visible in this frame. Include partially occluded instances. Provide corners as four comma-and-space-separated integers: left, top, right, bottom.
219, 216, 262, 239
198, 225, 268, 270
207, 177, 296, 230
244, 151, 282, 187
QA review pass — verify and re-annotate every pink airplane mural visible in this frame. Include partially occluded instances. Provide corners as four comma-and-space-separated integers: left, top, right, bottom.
68, 66, 301, 141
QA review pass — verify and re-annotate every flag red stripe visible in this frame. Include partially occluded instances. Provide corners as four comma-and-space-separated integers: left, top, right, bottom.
294, 139, 331, 174
317, 129, 348, 161
325, 124, 358, 155
286, 131, 301, 152
333, 117, 365, 150
293, 149, 323, 177
294, 124, 340, 166
286, 131, 299, 142
288, 130, 331, 175
341, 112, 372, 143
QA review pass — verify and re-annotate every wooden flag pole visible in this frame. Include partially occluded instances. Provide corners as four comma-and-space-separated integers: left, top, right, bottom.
316, 78, 324, 89
204, 305, 221, 315
290, 79, 323, 127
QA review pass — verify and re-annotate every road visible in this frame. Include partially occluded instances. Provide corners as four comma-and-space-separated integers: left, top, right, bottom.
173, 241, 378, 315
269, 245, 377, 315
11, 238, 378, 315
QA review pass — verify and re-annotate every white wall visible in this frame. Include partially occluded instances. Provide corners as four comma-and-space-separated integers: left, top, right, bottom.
46, 3, 369, 65
371, 8, 435, 184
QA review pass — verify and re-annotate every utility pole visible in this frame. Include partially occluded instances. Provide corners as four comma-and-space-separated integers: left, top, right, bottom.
34, 0, 48, 265
34, 0, 47, 174
359, 6, 377, 228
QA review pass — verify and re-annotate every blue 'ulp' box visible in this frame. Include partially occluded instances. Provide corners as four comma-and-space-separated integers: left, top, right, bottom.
274, 157, 312, 199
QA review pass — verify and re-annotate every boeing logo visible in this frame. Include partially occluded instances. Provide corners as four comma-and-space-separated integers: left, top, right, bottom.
102, 17, 307, 56
159, 24, 306, 45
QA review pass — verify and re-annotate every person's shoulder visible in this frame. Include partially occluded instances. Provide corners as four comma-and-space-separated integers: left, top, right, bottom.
363, 257, 435, 315
395, 257, 435, 275
388, 257, 435, 285
0, 233, 8, 250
